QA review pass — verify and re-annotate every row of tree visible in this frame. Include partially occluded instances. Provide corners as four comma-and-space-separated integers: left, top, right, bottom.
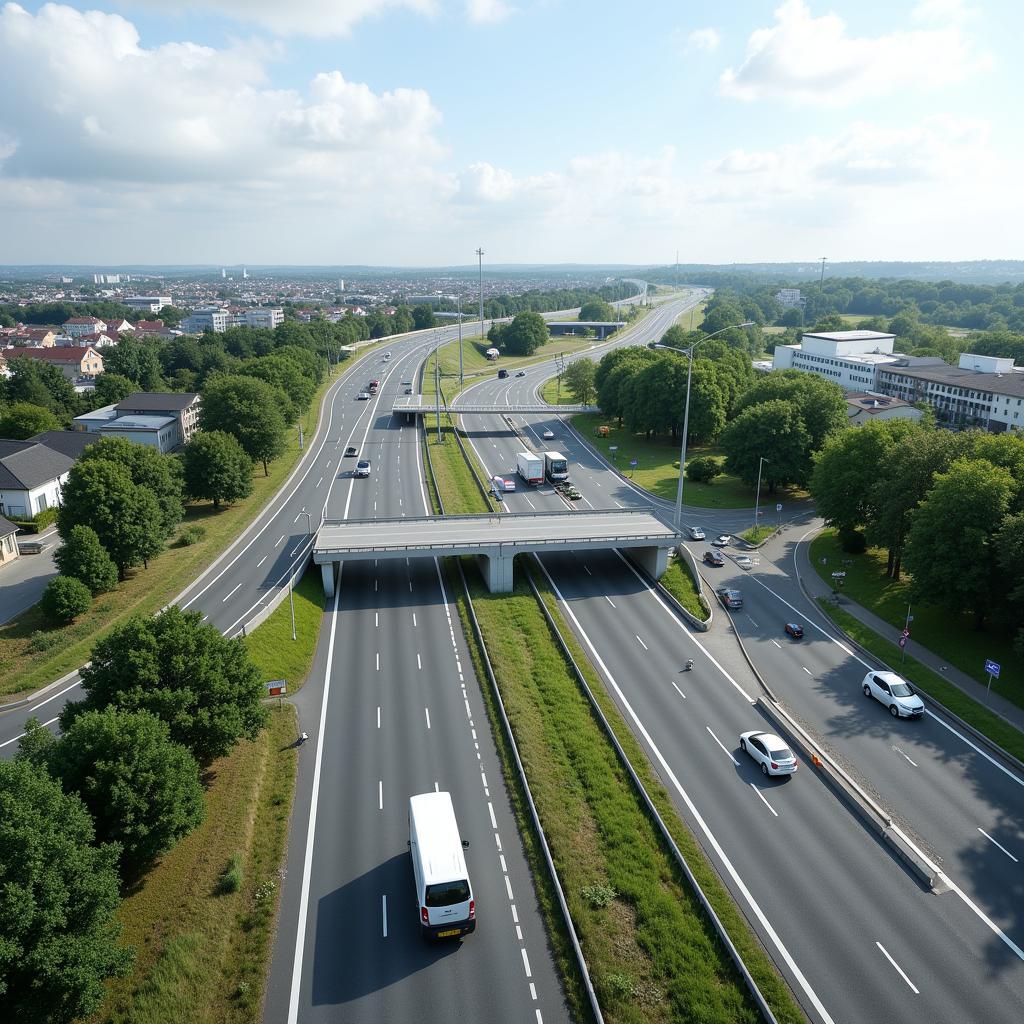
3, 606, 269, 1019
811, 421, 1024, 641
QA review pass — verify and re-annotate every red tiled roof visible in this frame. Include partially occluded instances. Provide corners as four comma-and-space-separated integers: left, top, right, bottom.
3, 346, 102, 363
64, 316, 104, 324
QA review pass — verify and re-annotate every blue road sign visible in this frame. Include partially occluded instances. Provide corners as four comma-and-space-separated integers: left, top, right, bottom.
630, 458, 638, 467
985, 659, 1001, 678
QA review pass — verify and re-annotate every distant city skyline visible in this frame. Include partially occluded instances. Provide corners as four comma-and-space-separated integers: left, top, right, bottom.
0, 1, 1019, 264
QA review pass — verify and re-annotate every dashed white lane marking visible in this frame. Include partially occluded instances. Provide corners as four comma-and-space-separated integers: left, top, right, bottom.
748, 617, 759, 628
377, 706, 380, 729
412, 612, 417, 627
521, 948, 532, 978
671, 681, 687, 700
417, 653, 422, 670
378, 780, 383, 810
802, 666, 813, 676
375, 611, 379, 628
257, 554, 268, 567
876, 942, 919, 994
376, 652, 380, 672
706, 726, 739, 765
749, 784, 779, 817
505, 875, 515, 900
316, 476, 323, 487
275, 534, 285, 547
894, 746, 918, 767
771, 639, 781, 648
222, 582, 242, 602
604, 596, 615, 608
978, 828, 1018, 862
635, 635, 648, 650
382, 895, 388, 938
584, 565, 592, 575
424, 707, 431, 730
488, 802, 497, 829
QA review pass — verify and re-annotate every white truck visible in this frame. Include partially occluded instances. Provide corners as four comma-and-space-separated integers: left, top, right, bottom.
543, 451, 568, 483
409, 792, 475, 940
516, 451, 544, 486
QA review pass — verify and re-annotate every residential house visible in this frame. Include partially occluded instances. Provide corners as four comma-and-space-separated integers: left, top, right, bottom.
0, 515, 18, 567
63, 315, 108, 338
3, 327, 58, 348
0, 439, 74, 520
73, 392, 200, 452
28, 430, 98, 460
2, 346, 104, 379
67, 331, 118, 349
106, 318, 135, 335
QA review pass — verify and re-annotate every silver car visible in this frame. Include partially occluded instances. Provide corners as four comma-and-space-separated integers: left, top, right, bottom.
687, 526, 705, 541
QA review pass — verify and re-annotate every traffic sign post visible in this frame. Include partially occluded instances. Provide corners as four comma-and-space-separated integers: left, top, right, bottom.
629, 457, 638, 478
608, 445, 618, 467
776, 502, 783, 528
267, 679, 287, 711
900, 626, 910, 662
984, 659, 1001, 700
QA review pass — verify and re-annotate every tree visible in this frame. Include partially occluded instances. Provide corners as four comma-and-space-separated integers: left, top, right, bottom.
903, 459, 1014, 628
579, 297, 616, 322
733, 371, 847, 452
40, 576, 92, 624
57, 460, 164, 578
181, 430, 253, 508
391, 306, 414, 334
0, 759, 132, 1020
64, 606, 268, 764
47, 708, 205, 878
997, 513, 1024, 651
562, 359, 596, 405
80, 436, 184, 541
1, 356, 77, 418
89, 372, 136, 408
0, 401, 60, 439
686, 456, 722, 483
54, 524, 119, 595
595, 346, 658, 423
411, 304, 436, 330
102, 337, 164, 390
501, 312, 548, 356
721, 400, 813, 490
200, 374, 287, 475
240, 354, 315, 422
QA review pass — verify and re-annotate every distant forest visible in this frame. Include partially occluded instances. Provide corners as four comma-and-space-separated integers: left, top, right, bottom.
647, 261, 1024, 285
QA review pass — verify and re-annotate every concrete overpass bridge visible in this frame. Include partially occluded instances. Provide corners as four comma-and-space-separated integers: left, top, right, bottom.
392, 396, 598, 419
547, 321, 625, 339
314, 509, 678, 594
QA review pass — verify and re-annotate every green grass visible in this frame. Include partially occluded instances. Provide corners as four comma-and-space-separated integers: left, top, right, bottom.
658, 555, 709, 621
422, 414, 493, 515
0, 370, 340, 700
566, 413, 807, 510
242, 568, 324, 693
739, 525, 775, 545
93, 705, 298, 1024
425, 333, 606, 383
460, 559, 802, 1023
540, 375, 581, 405
817, 602, 1024, 764
809, 531, 1022, 700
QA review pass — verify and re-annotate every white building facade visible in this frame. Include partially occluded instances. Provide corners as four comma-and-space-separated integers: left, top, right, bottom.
181, 309, 229, 334
245, 308, 284, 329
772, 330, 900, 391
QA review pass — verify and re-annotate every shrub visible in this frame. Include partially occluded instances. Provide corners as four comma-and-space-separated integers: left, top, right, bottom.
838, 526, 867, 554
54, 524, 118, 596
581, 882, 617, 908
175, 525, 207, 547
218, 853, 245, 895
40, 576, 92, 624
685, 455, 723, 484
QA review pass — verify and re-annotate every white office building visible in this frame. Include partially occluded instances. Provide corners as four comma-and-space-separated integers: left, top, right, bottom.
181, 308, 229, 334
245, 307, 284, 329
123, 295, 173, 312
775, 288, 804, 309
772, 330, 901, 391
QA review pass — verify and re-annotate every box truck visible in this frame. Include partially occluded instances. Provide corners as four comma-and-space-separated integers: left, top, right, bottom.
543, 451, 568, 483
516, 451, 544, 485
409, 792, 475, 940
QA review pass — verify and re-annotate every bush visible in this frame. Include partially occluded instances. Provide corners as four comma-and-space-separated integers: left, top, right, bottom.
40, 576, 92, 624
54, 524, 119, 596
218, 854, 245, 894
686, 455, 723, 484
838, 526, 867, 554
175, 525, 207, 547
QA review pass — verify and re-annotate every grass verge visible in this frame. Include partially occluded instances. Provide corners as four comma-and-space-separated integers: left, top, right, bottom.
809, 531, 1021, 700
422, 413, 493, 515
658, 554, 710, 621
460, 557, 803, 1023
0, 371, 338, 700
816, 600, 1024, 764
540, 376, 579, 405
739, 525, 776, 545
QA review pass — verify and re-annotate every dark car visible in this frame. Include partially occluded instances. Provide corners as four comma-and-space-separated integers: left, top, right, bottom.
497, 368, 509, 379
344, 445, 358, 457
516, 370, 527, 377
703, 550, 725, 566
404, 386, 414, 395
784, 622, 804, 639
716, 587, 743, 610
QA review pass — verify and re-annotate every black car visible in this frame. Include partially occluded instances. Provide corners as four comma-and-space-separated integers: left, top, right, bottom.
344, 445, 358, 457
716, 587, 743, 610
516, 370, 527, 377
703, 550, 725, 566
784, 622, 804, 639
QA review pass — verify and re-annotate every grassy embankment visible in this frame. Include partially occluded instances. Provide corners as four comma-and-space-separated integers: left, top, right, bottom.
92, 568, 323, 1024
426, 421, 803, 1023
809, 531, 1021, 698
0, 367, 344, 700
657, 555, 709, 620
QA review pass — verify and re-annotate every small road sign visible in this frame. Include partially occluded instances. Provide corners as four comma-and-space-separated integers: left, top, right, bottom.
901, 628, 910, 639
267, 680, 287, 697
898, 637, 907, 649
776, 503, 783, 512
630, 458, 638, 467
985, 659, 1001, 679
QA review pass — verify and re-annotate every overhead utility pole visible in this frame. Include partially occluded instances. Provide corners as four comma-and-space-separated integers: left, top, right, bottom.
819, 257, 827, 291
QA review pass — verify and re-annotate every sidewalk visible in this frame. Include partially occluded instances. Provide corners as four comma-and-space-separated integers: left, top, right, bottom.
795, 537, 1024, 736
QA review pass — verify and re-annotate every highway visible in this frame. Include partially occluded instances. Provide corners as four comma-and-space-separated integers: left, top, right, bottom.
454, 341, 1024, 1023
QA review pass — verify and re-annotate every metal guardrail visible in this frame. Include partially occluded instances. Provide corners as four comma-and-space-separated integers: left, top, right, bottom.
525, 556, 780, 1024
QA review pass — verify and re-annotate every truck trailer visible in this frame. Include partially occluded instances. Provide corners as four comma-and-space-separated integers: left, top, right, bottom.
516, 451, 544, 486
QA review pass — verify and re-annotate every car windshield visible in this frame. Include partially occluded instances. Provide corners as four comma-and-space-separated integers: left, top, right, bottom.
425, 879, 470, 907
768, 746, 793, 761
890, 682, 914, 697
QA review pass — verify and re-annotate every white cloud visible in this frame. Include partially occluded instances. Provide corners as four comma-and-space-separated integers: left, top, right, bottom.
465, 0, 513, 24
684, 27, 720, 53
719, 0, 990, 105
124, 0, 436, 37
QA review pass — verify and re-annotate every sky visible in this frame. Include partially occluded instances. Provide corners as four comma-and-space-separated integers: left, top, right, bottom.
0, 0, 1019, 266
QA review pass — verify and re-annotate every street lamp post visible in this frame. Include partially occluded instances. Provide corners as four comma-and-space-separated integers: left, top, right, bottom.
457, 292, 464, 388
654, 321, 754, 531
753, 457, 768, 535
476, 247, 485, 344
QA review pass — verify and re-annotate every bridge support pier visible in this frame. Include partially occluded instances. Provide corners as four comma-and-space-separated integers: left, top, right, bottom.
321, 560, 338, 598
627, 544, 670, 581
478, 551, 515, 594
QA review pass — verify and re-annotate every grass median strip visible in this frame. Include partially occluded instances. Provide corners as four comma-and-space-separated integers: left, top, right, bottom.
658, 554, 710, 622
422, 413, 494, 515
462, 558, 803, 1024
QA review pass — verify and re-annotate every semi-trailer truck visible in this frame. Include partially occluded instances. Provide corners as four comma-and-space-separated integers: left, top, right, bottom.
516, 451, 544, 485
543, 451, 568, 483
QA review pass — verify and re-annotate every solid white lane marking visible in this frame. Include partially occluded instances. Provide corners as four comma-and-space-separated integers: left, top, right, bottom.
894, 746, 918, 767
706, 726, 740, 765
635, 635, 648, 650
537, 559, 835, 1024
749, 783, 779, 817
671, 681, 687, 700
876, 942, 919, 994
925, 709, 1024, 790
222, 582, 242, 602
378, 780, 383, 810
425, 707, 431, 730
257, 554, 268, 568
771, 639, 781, 648
605, 596, 616, 608
978, 828, 1018, 862
382, 895, 388, 938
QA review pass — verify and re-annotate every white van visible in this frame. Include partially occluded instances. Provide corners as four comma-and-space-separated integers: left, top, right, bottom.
408, 791, 475, 940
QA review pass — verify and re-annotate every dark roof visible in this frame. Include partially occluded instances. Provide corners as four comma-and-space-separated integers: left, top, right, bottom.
0, 515, 17, 537
28, 430, 99, 459
3, 346, 100, 363
0, 440, 74, 490
845, 392, 913, 412
116, 392, 199, 413
879, 362, 1024, 399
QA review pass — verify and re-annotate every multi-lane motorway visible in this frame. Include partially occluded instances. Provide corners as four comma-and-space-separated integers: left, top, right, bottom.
455, 345, 1024, 1023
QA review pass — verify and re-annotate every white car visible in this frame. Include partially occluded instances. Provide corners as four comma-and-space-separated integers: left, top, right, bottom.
734, 554, 753, 570
711, 534, 730, 547
542, 429, 554, 440
739, 731, 798, 777
357, 391, 370, 400
492, 475, 516, 493
862, 671, 924, 718
687, 526, 705, 541
354, 460, 371, 478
